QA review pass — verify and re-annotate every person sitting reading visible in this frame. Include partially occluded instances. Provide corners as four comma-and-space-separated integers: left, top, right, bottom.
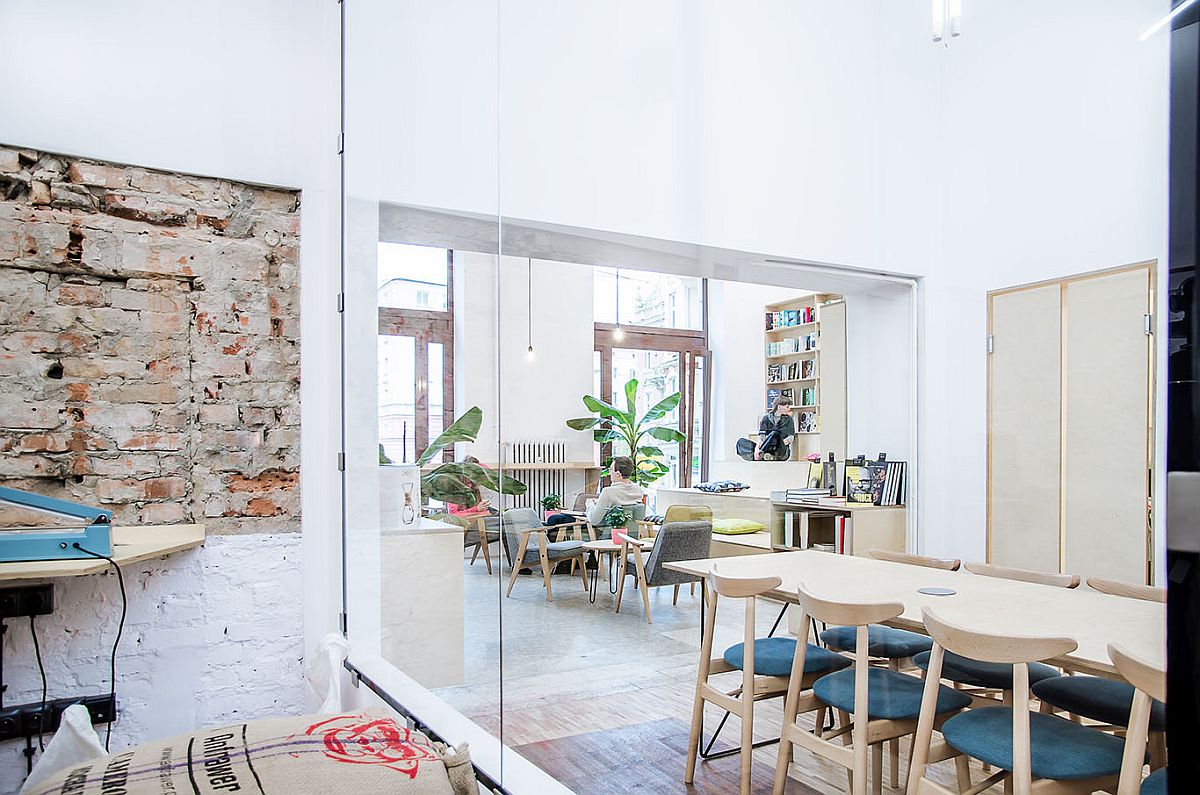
755, 396, 795, 461
586, 455, 645, 525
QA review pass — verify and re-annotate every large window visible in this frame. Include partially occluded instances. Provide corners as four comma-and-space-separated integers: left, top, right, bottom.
377, 243, 453, 464
593, 267, 704, 330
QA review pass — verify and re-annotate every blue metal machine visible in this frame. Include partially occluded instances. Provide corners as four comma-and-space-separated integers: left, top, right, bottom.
0, 485, 113, 563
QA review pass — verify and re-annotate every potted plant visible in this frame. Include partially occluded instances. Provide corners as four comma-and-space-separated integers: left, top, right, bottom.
565, 378, 686, 487
540, 493, 563, 520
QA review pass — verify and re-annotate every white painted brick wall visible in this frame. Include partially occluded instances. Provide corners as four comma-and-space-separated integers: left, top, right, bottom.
0, 533, 305, 794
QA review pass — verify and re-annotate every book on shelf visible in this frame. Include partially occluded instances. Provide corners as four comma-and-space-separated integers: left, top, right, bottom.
806, 461, 824, 489
801, 359, 815, 379
835, 516, 848, 554
800, 387, 816, 406
843, 455, 907, 506
781, 387, 795, 403
783, 487, 832, 504
767, 388, 782, 410
798, 410, 818, 433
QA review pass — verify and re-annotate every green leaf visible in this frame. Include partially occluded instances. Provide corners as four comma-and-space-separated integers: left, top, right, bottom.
636, 445, 665, 458
593, 429, 622, 443
416, 406, 482, 466
582, 395, 627, 421
639, 392, 681, 424
421, 470, 479, 507
647, 425, 687, 444
624, 378, 639, 413
435, 462, 527, 497
566, 417, 602, 431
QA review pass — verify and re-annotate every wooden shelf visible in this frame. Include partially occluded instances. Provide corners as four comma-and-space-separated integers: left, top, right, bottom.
0, 524, 206, 582
766, 350, 818, 360
767, 377, 818, 386
766, 321, 818, 333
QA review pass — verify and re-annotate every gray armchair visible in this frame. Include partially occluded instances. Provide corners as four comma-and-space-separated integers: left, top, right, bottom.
501, 507, 590, 603
615, 519, 712, 623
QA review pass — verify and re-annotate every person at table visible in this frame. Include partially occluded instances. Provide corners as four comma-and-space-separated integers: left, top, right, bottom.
586, 455, 645, 525
754, 395, 795, 460
448, 456, 496, 517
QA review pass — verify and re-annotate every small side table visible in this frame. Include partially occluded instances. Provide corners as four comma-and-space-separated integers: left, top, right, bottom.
582, 539, 621, 603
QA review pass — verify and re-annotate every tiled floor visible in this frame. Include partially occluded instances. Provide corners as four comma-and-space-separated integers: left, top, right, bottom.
432, 554, 983, 793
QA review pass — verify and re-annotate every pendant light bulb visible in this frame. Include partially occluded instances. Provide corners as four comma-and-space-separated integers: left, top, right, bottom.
613, 325, 625, 342
525, 344, 535, 362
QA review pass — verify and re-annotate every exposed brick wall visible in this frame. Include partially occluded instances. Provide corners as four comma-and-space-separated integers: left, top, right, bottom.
0, 146, 300, 533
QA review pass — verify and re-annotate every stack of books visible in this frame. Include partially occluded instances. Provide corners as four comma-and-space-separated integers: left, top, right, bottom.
782, 487, 832, 504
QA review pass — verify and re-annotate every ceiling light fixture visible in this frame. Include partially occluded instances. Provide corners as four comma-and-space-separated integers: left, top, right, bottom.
526, 257, 535, 361
949, 0, 962, 38
932, 0, 962, 44
1141, 0, 1196, 41
932, 0, 945, 43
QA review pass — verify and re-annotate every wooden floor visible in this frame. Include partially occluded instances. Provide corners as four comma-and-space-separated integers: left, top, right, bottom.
434, 557, 998, 794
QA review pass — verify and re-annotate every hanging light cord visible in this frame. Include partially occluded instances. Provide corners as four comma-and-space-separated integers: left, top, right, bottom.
527, 257, 533, 351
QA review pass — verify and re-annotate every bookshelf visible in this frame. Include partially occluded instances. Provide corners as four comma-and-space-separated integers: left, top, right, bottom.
764, 293, 843, 459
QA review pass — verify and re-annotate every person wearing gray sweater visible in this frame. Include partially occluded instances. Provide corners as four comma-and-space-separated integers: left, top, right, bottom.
586, 455, 645, 525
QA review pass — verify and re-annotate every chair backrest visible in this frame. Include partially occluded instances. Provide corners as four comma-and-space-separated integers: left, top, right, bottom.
869, 548, 961, 571
914, 608, 1078, 794
796, 582, 904, 628
1108, 643, 1165, 703
572, 492, 598, 512
964, 561, 1081, 589
641, 521, 712, 585
498, 507, 542, 563
663, 504, 713, 524
1088, 577, 1166, 603
708, 564, 781, 599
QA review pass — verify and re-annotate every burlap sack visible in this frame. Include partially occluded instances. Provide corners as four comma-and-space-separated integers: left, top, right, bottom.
26, 710, 475, 795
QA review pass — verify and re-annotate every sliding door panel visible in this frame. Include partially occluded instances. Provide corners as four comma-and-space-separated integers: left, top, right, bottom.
820, 300, 848, 462
989, 284, 1062, 571
1064, 267, 1152, 583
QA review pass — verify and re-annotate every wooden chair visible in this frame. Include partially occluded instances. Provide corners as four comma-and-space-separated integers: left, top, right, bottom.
774, 585, 972, 795
908, 607, 1125, 795
614, 520, 711, 624
500, 508, 590, 603
686, 566, 851, 795
1110, 643, 1167, 795
818, 548, 962, 787
914, 564, 1077, 702
1032, 579, 1167, 764
962, 562, 1081, 590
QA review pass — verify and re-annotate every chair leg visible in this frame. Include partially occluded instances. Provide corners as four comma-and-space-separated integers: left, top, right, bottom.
674, 583, 680, 605
837, 710, 854, 794
740, 692, 754, 795
814, 706, 827, 738
954, 754, 972, 790
480, 535, 492, 575
691, 582, 696, 596
888, 659, 901, 788
871, 743, 883, 795
577, 554, 589, 591
537, 537, 554, 602
615, 568, 626, 613
505, 534, 531, 597
470, 544, 480, 565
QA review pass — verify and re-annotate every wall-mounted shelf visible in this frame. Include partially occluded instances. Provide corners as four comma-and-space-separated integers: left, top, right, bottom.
0, 524, 206, 582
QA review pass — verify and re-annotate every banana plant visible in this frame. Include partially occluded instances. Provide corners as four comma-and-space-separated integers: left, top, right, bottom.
565, 378, 687, 486
409, 406, 527, 508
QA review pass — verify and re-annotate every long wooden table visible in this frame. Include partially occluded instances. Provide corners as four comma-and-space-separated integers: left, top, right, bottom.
665, 550, 1164, 678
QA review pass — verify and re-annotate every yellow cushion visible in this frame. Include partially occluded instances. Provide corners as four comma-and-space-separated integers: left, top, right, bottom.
712, 518, 765, 535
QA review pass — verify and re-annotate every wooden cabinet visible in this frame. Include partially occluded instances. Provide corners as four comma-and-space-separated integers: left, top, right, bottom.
987, 262, 1155, 583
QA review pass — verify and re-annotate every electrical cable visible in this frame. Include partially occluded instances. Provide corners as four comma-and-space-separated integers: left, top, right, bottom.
30, 615, 46, 752
72, 544, 126, 751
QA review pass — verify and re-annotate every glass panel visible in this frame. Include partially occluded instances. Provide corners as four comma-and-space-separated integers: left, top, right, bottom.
377, 335, 416, 464
594, 266, 704, 330
428, 341, 445, 448
692, 355, 706, 483
612, 347, 681, 509
378, 242, 448, 311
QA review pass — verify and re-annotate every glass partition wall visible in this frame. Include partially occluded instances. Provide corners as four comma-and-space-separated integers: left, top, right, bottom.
341, 3, 918, 791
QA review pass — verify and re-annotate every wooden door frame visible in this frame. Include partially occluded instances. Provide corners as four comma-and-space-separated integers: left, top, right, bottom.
986, 260, 1157, 582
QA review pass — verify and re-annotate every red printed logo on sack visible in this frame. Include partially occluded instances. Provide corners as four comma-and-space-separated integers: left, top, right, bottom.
307, 715, 440, 777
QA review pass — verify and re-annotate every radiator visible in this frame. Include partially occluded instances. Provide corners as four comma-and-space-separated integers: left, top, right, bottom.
501, 439, 567, 510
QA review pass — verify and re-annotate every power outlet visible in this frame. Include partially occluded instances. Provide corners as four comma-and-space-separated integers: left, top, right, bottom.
0, 584, 54, 618
0, 694, 116, 742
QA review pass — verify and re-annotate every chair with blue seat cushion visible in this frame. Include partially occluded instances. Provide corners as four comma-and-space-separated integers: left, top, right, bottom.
913, 649, 1062, 690
772, 585, 972, 795
814, 547, 960, 788
908, 607, 1123, 795
686, 567, 836, 795
1031, 675, 1166, 732
501, 508, 589, 602
1110, 643, 1168, 795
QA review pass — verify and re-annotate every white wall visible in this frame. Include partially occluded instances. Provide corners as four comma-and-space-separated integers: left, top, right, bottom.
0, 0, 342, 784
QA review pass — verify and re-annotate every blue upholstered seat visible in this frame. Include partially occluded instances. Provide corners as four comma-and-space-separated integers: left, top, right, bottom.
1031, 676, 1167, 732
940, 707, 1125, 781
812, 668, 971, 720
820, 625, 934, 658
1141, 767, 1167, 795
722, 638, 852, 677
519, 539, 584, 565
913, 650, 1061, 689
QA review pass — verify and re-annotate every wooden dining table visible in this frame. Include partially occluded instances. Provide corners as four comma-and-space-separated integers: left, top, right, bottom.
665, 549, 1165, 678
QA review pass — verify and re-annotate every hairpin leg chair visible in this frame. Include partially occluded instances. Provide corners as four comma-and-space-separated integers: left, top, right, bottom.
774, 585, 972, 795
686, 567, 851, 795
1109, 643, 1167, 795
908, 607, 1125, 795
818, 549, 961, 787
1031, 579, 1167, 768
